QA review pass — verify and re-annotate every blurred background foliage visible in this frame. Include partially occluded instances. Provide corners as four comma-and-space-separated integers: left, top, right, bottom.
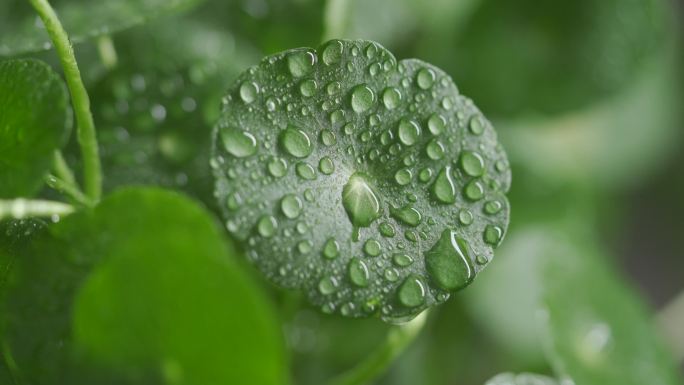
1, 0, 683, 384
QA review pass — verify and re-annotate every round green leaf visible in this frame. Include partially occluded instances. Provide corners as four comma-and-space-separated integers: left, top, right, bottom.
0, 0, 203, 57
211, 39, 511, 322
0, 188, 287, 385
0, 59, 71, 198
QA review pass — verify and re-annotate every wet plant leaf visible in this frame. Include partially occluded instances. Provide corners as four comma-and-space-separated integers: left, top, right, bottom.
0, 59, 71, 198
540, 231, 683, 385
0, 188, 287, 385
0, 0, 203, 57
211, 39, 511, 322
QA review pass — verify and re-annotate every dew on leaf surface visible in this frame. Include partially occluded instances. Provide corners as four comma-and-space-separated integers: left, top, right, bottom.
212, 39, 510, 321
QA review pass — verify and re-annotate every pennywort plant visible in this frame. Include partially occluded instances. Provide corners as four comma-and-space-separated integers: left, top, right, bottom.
0, 0, 682, 385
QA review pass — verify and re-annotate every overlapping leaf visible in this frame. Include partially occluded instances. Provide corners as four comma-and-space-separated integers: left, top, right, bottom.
0, 188, 287, 385
0, 59, 71, 198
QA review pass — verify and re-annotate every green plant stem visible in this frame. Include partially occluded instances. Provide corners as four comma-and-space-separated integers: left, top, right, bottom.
45, 174, 93, 207
326, 311, 428, 385
0, 198, 74, 221
52, 150, 76, 186
29, 0, 102, 202
657, 290, 684, 362
323, 0, 350, 41
97, 35, 118, 69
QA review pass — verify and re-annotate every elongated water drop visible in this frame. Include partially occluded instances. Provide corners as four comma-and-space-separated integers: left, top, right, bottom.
398, 119, 420, 146
342, 173, 381, 228
390, 205, 421, 227
398, 275, 426, 307
221, 129, 257, 158
431, 166, 456, 204
425, 229, 473, 291
348, 258, 369, 287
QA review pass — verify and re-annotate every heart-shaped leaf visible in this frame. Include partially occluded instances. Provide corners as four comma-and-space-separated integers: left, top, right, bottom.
0, 0, 203, 57
211, 39, 511, 322
0, 188, 287, 385
0, 59, 71, 198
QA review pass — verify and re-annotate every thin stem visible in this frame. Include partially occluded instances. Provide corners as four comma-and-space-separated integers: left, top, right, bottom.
657, 290, 684, 362
326, 311, 428, 385
52, 150, 76, 186
44, 174, 93, 207
97, 35, 118, 70
0, 199, 74, 221
323, 0, 350, 41
29, 0, 102, 202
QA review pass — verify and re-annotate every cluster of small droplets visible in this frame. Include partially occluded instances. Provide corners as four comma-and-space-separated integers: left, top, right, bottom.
212, 39, 510, 322
91, 62, 223, 202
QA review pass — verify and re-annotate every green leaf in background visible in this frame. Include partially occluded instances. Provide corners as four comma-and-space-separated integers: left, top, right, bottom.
484, 373, 558, 385
70, 19, 258, 209
0, 0, 203, 57
427, 0, 668, 117
0, 188, 288, 385
211, 39, 511, 322
416, 0, 680, 190
540, 232, 683, 385
0, 59, 71, 198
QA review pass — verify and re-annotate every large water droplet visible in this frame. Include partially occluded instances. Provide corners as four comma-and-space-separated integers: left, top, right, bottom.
427, 113, 446, 135
280, 194, 303, 219
321, 40, 343, 65
469, 115, 484, 135
319, 157, 335, 175
221, 129, 257, 158
426, 139, 445, 160
394, 168, 412, 186
398, 119, 420, 146
296, 162, 316, 180
239, 81, 258, 103
379, 222, 395, 237
299, 79, 317, 97
348, 258, 369, 287
393, 253, 413, 267
382, 87, 401, 109
431, 166, 456, 204
257, 215, 278, 237
318, 276, 338, 295
483, 225, 503, 246
342, 173, 381, 228
322, 238, 339, 259
425, 229, 474, 290
464, 180, 484, 201
397, 275, 426, 307
390, 205, 421, 227
351, 84, 375, 113
363, 239, 381, 257
416, 68, 435, 89
280, 126, 313, 158
287, 51, 316, 77
460, 151, 485, 177
320, 129, 336, 146
267, 157, 287, 177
